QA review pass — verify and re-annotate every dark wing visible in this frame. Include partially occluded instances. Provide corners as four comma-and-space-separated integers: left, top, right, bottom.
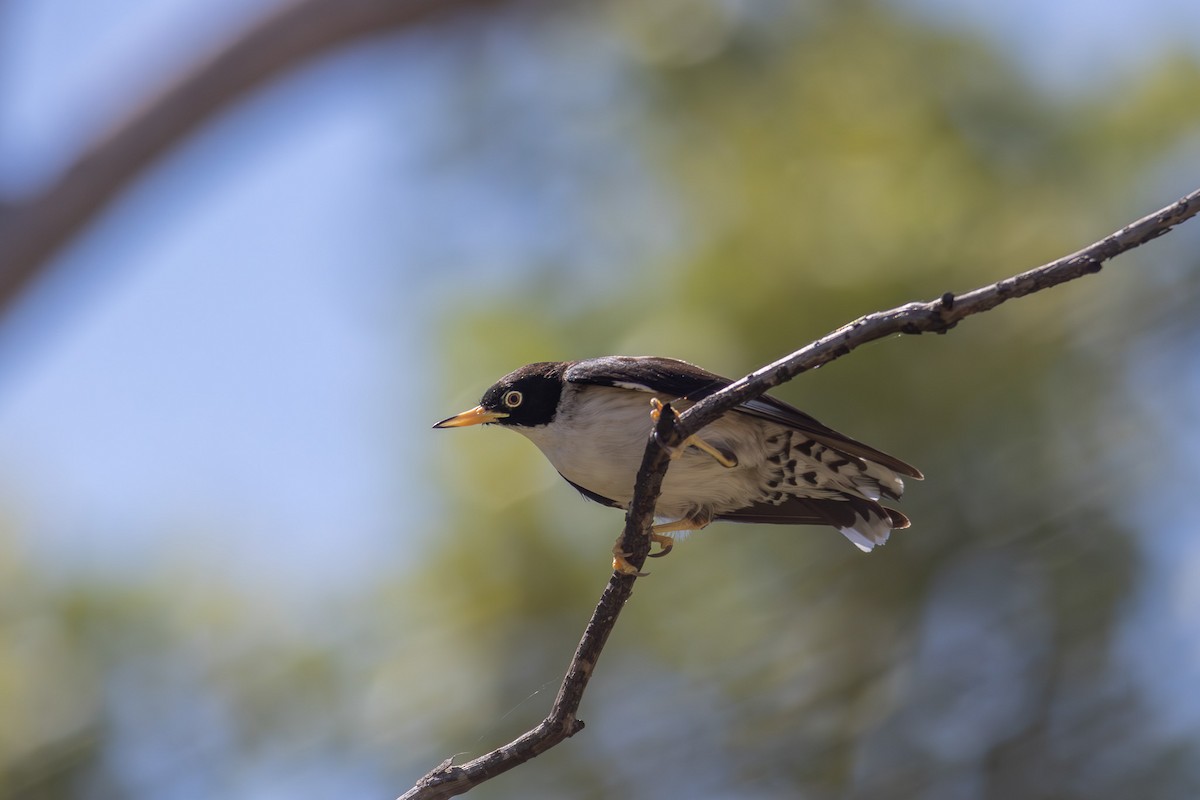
716, 495, 910, 529
564, 356, 922, 479
564, 356, 729, 398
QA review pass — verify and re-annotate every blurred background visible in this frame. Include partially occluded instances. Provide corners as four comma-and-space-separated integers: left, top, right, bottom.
1, 0, 1200, 797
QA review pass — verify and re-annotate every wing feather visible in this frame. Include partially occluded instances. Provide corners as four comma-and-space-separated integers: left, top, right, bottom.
565, 356, 922, 479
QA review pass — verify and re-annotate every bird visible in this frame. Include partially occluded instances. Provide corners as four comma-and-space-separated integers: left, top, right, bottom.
434, 356, 921, 574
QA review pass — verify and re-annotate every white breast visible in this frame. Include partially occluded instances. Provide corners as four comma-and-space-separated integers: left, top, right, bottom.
511, 384, 777, 520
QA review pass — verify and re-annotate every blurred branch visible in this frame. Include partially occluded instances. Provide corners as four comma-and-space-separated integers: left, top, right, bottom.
0, 0, 502, 321
401, 186, 1200, 799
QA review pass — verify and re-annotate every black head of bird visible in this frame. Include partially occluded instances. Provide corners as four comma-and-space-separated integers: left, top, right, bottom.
435, 356, 922, 573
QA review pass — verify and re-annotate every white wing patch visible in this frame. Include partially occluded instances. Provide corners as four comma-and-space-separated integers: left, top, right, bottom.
610, 380, 657, 393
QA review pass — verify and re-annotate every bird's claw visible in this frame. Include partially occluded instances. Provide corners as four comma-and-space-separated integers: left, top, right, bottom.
611, 532, 675, 574
649, 398, 738, 468
684, 435, 739, 468
647, 532, 674, 558
611, 547, 649, 577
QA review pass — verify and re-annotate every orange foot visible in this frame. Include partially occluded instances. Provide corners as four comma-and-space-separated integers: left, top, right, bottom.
611, 532, 677, 575
610, 516, 711, 574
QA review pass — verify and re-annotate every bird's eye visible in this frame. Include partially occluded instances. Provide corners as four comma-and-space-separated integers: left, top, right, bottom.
503, 390, 523, 408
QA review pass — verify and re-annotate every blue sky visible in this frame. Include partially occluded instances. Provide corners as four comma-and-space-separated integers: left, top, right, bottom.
0, 0, 429, 589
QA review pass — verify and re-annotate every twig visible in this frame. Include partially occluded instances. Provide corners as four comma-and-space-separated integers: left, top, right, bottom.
674, 188, 1200, 437
401, 187, 1200, 799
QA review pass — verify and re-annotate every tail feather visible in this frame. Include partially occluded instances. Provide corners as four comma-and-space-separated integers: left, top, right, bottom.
716, 495, 907, 551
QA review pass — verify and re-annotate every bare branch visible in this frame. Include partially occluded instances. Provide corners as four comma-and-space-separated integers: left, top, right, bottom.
399, 408, 677, 800
0, 0, 503, 321
401, 188, 1200, 799
675, 187, 1200, 438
